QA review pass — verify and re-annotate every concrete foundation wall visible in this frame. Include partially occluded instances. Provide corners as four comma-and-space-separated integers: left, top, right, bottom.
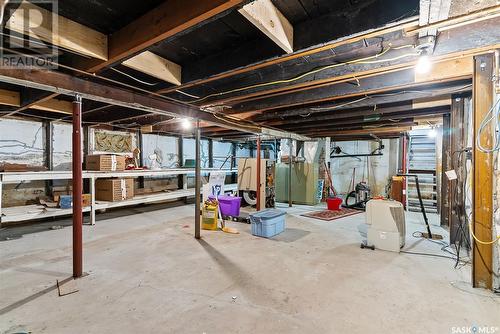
330, 139, 399, 197
0, 119, 47, 207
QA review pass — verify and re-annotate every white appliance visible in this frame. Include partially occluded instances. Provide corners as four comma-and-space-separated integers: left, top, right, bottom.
366, 199, 406, 252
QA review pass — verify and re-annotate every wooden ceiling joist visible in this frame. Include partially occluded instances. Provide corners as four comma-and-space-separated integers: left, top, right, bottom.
268, 105, 450, 128
6, 0, 108, 60
238, 0, 294, 53
122, 51, 182, 86
80, 0, 246, 73
0, 68, 309, 140
156, 5, 499, 97
305, 126, 413, 137
254, 80, 469, 121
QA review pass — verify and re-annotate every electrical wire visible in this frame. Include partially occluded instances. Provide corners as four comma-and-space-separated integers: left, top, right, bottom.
0, 47, 189, 106
180, 44, 418, 104
468, 222, 500, 245
175, 90, 200, 99
309, 84, 472, 112
0, 47, 270, 133
109, 67, 159, 86
400, 250, 467, 262
476, 97, 500, 153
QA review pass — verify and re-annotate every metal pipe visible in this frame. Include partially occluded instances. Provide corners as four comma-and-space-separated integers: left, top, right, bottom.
289, 138, 292, 207
256, 136, 261, 211
72, 94, 83, 278
194, 120, 201, 239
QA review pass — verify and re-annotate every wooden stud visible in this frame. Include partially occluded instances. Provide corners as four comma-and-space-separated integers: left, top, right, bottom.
123, 51, 182, 86
6, 0, 108, 60
472, 54, 494, 289
239, 0, 294, 53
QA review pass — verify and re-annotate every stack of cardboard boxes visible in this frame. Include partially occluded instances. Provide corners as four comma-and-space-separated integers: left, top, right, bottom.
86, 154, 134, 202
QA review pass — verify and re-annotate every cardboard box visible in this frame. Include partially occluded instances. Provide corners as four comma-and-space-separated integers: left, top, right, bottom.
95, 178, 134, 202
54, 194, 92, 208
82, 194, 91, 207
86, 155, 126, 171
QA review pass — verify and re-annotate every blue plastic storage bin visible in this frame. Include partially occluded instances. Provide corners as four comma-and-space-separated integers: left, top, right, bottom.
250, 209, 286, 238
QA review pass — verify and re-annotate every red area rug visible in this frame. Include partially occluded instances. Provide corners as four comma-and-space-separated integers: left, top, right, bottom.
301, 208, 362, 221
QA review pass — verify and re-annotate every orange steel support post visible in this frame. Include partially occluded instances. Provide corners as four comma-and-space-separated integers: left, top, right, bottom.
72, 94, 83, 278
256, 136, 261, 211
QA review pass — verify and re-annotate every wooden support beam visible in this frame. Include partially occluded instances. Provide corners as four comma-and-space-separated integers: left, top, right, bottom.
34, 98, 73, 115
239, 0, 293, 53
472, 53, 494, 289
122, 51, 182, 86
80, 0, 245, 73
412, 95, 451, 109
278, 107, 449, 130
415, 57, 473, 83
0, 88, 20, 106
255, 82, 469, 121
6, 0, 108, 60
0, 68, 308, 140
306, 126, 413, 137
292, 120, 417, 134
0, 88, 72, 115
157, 5, 499, 96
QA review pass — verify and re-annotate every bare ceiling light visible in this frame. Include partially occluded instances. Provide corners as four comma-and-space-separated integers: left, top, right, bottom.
181, 118, 192, 130
415, 54, 432, 74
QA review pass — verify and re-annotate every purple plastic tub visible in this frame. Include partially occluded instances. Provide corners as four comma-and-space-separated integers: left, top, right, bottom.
209, 195, 241, 217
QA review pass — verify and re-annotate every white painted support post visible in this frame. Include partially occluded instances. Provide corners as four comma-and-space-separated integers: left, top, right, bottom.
0, 175, 3, 226
90, 175, 96, 225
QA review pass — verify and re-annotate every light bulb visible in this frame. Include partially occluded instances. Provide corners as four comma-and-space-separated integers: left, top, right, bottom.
415, 55, 432, 74
428, 128, 437, 138
181, 118, 192, 130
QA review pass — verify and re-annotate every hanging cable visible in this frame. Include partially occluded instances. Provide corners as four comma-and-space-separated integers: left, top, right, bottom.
310, 84, 472, 112
468, 222, 500, 245
109, 67, 159, 86
180, 44, 418, 104
475, 98, 500, 153
175, 90, 200, 99
0, 47, 189, 106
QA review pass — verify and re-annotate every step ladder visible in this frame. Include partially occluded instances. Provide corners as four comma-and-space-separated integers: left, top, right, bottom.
406, 131, 438, 213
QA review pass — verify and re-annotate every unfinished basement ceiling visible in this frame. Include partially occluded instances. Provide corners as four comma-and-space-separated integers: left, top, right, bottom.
0, 0, 497, 141
36, 0, 167, 34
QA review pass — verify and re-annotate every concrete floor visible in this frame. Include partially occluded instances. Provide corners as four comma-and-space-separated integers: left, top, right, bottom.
0, 203, 499, 334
